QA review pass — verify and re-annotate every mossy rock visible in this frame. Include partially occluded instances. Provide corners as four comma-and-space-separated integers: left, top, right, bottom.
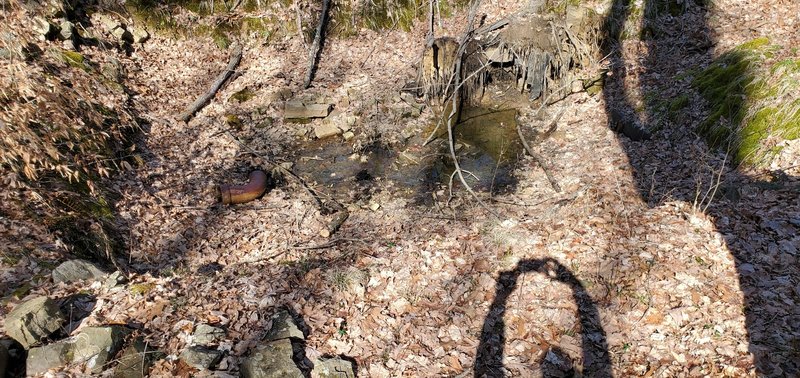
129, 282, 155, 296
693, 37, 800, 165
225, 113, 243, 128
230, 87, 255, 103
60, 50, 89, 71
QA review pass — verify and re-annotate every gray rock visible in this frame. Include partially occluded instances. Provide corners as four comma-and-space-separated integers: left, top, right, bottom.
284, 101, 332, 119
5, 296, 65, 349
111, 26, 133, 44
312, 357, 354, 378
100, 58, 123, 84
0, 48, 10, 60
265, 310, 305, 342
131, 26, 149, 44
240, 339, 303, 378
179, 346, 223, 370
59, 20, 76, 41
62, 39, 77, 51
52, 260, 107, 284
104, 270, 128, 288
114, 338, 159, 378
72, 326, 129, 373
313, 122, 342, 139
26, 339, 74, 375
32, 17, 58, 38
193, 324, 225, 346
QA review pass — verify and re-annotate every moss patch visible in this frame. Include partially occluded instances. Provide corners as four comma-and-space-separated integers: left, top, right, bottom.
60, 50, 88, 71
230, 87, 255, 103
693, 37, 800, 165
130, 282, 156, 296
225, 113, 243, 128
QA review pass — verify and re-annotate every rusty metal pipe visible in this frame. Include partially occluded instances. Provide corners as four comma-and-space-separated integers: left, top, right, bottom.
219, 170, 268, 205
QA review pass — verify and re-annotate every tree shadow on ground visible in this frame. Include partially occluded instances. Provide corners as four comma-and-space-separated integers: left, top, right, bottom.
475, 258, 612, 377
603, 0, 799, 375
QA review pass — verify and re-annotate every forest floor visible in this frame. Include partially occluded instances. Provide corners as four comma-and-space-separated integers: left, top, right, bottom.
2, 0, 800, 376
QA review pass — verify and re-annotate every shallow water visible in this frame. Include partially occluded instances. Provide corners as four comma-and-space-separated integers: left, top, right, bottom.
292, 106, 523, 201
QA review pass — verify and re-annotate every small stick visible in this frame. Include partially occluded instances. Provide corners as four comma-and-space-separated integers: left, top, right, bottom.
303, 0, 332, 88
517, 108, 566, 192
178, 45, 243, 122
443, 0, 501, 219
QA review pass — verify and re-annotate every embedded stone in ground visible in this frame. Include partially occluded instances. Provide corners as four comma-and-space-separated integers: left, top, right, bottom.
240, 338, 304, 378
5, 296, 65, 349
52, 259, 107, 284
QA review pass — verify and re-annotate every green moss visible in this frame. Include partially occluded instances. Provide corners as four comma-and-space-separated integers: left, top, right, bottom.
11, 283, 32, 299
242, 16, 282, 40
694, 37, 800, 165
130, 282, 155, 296
125, 0, 188, 36
230, 88, 255, 103
225, 113, 243, 128
61, 50, 88, 70
669, 95, 689, 112
211, 26, 231, 49
331, 0, 465, 36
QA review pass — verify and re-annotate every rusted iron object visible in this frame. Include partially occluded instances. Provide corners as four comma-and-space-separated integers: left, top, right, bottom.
219, 170, 268, 205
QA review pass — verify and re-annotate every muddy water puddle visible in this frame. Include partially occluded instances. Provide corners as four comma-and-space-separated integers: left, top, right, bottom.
293, 107, 523, 201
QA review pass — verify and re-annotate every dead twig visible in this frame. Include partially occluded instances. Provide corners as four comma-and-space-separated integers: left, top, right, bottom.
517, 107, 566, 192
291, 237, 366, 250
178, 44, 243, 122
303, 0, 331, 88
444, 0, 501, 219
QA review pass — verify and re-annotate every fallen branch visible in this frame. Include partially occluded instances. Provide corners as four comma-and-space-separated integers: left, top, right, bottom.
444, 0, 501, 219
517, 107, 566, 192
303, 0, 331, 88
178, 44, 243, 122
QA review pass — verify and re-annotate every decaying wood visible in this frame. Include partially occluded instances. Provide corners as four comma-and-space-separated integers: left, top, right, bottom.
303, 0, 331, 88
178, 44, 243, 123
321, 208, 349, 238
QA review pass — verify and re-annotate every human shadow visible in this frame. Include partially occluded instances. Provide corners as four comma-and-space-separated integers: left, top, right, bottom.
475, 258, 612, 377
602, 0, 799, 375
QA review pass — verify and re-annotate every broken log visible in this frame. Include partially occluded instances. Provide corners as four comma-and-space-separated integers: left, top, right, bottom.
178, 44, 243, 123
303, 0, 331, 88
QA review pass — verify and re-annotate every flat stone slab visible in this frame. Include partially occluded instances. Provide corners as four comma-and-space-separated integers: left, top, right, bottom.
284, 101, 332, 119
26, 339, 73, 375
52, 260, 107, 284
312, 357, 355, 378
